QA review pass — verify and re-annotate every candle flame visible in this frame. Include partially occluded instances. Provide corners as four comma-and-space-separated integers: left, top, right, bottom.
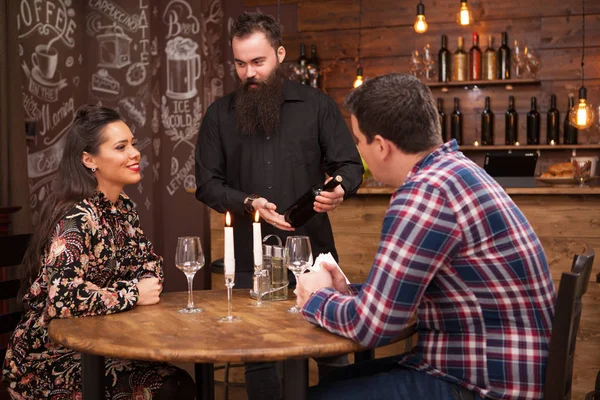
226, 211, 231, 226
254, 210, 260, 223
550, 140, 555, 145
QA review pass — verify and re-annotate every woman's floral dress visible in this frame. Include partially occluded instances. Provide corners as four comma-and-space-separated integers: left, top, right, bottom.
2, 192, 187, 399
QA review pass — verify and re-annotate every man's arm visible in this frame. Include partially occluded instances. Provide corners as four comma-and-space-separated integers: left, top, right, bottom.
301, 183, 462, 348
318, 94, 363, 198
194, 103, 247, 215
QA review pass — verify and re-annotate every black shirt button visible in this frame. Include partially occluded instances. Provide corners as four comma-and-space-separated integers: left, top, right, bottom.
266, 136, 271, 140
266, 160, 272, 165
268, 185, 273, 189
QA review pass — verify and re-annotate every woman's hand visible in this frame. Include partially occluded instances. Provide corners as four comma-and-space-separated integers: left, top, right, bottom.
136, 277, 162, 305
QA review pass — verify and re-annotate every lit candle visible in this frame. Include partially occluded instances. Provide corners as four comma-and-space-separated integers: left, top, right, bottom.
253, 211, 262, 267
473, 140, 479, 147
515, 141, 520, 146
550, 140, 556, 146
224, 212, 235, 276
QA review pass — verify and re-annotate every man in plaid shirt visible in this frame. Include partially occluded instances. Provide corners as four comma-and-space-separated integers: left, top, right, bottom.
296, 74, 556, 400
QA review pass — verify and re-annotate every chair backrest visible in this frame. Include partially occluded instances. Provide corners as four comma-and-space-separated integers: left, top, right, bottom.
544, 246, 595, 400
0, 233, 31, 399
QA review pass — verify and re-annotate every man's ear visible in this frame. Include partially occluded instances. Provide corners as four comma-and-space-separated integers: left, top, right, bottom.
81, 152, 96, 170
374, 135, 392, 160
277, 46, 286, 63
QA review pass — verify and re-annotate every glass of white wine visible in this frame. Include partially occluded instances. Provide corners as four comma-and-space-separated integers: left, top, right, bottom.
175, 236, 205, 313
284, 236, 313, 314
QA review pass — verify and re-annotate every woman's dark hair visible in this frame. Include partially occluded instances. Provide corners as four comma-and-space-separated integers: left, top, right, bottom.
344, 73, 442, 154
21, 105, 122, 290
230, 12, 283, 50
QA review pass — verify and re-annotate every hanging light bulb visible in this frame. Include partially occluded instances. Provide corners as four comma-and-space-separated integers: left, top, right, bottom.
569, 0, 594, 129
414, 1, 428, 33
570, 87, 595, 129
457, 0, 472, 26
353, 67, 364, 88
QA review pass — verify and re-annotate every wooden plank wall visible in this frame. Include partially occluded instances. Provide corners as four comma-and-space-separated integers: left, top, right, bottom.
246, 0, 600, 172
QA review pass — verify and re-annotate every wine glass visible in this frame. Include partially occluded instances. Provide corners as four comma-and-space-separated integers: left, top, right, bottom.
421, 44, 436, 81
525, 46, 541, 79
409, 50, 423, 78
512, 40, 527, 78
284, 236, 313, 314
175, 236, 205, 313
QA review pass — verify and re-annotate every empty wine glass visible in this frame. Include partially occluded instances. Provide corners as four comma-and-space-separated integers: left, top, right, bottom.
422, 44, 436, 81
409, 50, 423, 78
525, 46, 541, 79
572, 160, 592, 187
284, 236, 312, 314
175, 236, 205, 313
513, 40, 527, 78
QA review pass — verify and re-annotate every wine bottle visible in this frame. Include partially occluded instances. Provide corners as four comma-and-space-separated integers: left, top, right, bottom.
497, 31, 511, 80
468, 32, 482, 81
481, 96, 494, 145
546, 94, 560, 144
482, 35, 497, 81
438, 98, 447, 141
307, 44, 320, 88
451, 97, 463, 145
564, 95, 579, 144
527, 97, 540, 145
284, 175, 343, 227
298, 43, 308, 85
453, 36, 467, 82
505, 95, 518, 145
438, 35, 451, 83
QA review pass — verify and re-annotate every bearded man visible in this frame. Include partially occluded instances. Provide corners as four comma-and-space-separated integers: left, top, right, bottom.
194, 11, 363, 400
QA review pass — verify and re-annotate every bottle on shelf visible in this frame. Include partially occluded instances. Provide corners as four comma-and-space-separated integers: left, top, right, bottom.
497, 31, 511, 80
438, 34, 451, 83
307, 44, 320, 89
482, 35, 497, 81
564, 95, 578, 144
453, 36, 467, 82
438, 98, 447, 141
526, 97, 540, 145
298, 43, 308, 85
451, 97, 463, 145
505, 95, 518, 145
468, 32, 482, 81
481, 96, 494, 145
546, 94, 560, 144
284, 175, 343, 228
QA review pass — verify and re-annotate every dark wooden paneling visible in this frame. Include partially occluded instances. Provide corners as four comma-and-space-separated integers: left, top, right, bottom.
284, 30, 359, 60
297, 0, 360, 32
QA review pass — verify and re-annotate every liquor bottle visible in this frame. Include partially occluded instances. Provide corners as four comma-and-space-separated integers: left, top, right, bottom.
452, 36, 467, 82
438, 35, 451, 83
564, 95, 579, 144
481, 96, 494, 145
482, 35, 497, 81
284, 175, 342, 227
546, 94, 560, 144
438, 98, 447, 141
468, 32, 482, 80
450, 97, 463, 145
497, 31, 511, 80
505, 95, 518, 145
527, 97, 540, 145
298, 43, 308, 85
307, 44, 320, 88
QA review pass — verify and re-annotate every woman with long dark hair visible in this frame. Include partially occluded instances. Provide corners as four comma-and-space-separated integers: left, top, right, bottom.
2, 105, 195, 399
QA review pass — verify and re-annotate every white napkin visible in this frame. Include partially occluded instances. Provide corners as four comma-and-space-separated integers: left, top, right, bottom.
308, 252, 351, 284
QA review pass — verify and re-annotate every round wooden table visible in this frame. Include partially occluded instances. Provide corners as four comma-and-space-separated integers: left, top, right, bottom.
49, 290, 416, 400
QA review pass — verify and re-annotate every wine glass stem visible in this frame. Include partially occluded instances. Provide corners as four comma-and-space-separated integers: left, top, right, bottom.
186, 273, 195, 309
293, 271, 302, 310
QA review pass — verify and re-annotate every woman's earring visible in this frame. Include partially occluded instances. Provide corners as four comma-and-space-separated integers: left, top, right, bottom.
91, 167, 96, 172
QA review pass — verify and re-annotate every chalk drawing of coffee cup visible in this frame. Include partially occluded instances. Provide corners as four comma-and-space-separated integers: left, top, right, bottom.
165, 37, 200, 100
32, 44, 58, 81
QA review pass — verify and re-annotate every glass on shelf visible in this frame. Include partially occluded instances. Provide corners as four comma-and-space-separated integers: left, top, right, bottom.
524, 45, 541, 79
421, 44, 436, 81
409, 50, 423, 78
512, 40, 527, 79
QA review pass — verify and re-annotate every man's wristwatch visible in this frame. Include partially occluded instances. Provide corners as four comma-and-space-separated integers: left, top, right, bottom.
243, 194, 260, 214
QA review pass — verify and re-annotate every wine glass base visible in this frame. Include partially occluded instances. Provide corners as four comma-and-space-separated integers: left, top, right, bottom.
218, 315, 242, 323
179, 307, 203, 314
287, 306, 301, 314
247, 301, 265, 307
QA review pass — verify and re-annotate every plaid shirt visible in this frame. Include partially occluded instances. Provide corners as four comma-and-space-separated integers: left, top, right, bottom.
303, 140, 556, 399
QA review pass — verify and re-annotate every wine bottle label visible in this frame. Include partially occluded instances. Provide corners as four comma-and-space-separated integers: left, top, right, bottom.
483, 53, 497, 80
453, 54, 467, 81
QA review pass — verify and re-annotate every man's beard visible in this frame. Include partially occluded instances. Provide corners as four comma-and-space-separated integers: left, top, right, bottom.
234, 66, 285, 136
